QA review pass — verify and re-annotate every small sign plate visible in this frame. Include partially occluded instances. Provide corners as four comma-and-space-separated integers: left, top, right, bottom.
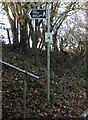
45, 32, 53, 43
27, 9, 47, 19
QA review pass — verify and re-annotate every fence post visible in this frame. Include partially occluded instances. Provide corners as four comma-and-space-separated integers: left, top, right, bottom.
23, 73, 27, 118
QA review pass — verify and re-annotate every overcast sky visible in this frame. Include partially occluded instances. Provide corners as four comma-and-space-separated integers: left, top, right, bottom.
0, 4, 11, 43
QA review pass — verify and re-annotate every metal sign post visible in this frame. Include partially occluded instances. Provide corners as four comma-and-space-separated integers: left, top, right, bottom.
27, 8, 51, 101
47, 8, 50, 101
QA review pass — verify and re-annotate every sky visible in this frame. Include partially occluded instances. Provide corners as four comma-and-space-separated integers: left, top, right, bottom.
0, 4, 11, 43
0, 7, 12, 43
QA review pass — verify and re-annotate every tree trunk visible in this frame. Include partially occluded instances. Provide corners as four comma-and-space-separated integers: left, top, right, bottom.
6, 28, 11, 45
32, 20, 39, 51
20, 20, 28, 48
53, 33, 58, 53
11, 19, 19, 47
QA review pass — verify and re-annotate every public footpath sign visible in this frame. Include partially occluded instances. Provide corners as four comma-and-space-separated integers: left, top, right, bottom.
27, 9, 47, 19
27, 8, 51, 101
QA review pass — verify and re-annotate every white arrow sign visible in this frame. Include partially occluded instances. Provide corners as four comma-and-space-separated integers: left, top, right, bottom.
27, 9, 47, 19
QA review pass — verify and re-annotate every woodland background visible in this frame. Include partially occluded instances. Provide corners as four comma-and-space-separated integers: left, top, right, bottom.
0, 1, 88, 119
